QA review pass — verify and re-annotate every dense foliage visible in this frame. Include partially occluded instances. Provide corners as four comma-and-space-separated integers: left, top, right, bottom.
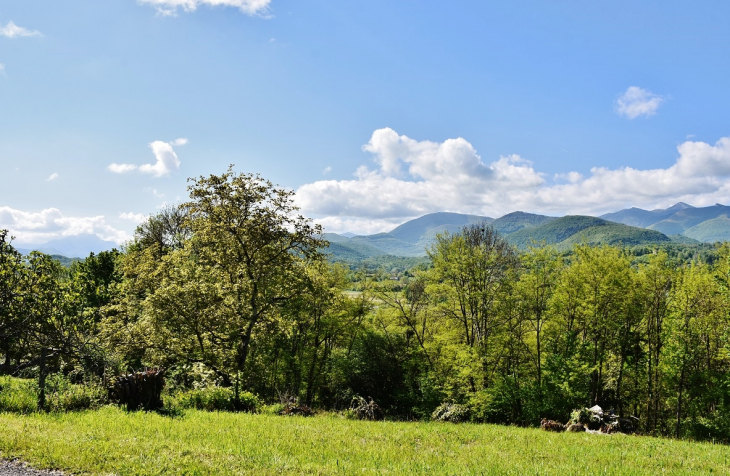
2, 169, 730, 444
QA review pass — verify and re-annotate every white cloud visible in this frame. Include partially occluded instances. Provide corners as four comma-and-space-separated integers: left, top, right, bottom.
120, 212, 147, 223
0, 207, 130, 244
108, 138, 186, 177
0, 21, 42, 38
107, 163, 138, 174
322, 166, 332, 175
137, 0, 272, 16
615, 86, 665, 119
0, 63, 5, 75
46, 173, 58, 181
295, 128, 730, 235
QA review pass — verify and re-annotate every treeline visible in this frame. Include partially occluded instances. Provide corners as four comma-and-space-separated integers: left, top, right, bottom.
2, 168, 730, 443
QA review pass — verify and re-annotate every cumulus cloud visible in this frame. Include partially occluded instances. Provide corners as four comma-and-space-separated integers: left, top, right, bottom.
615, 86, 665, 119
0, 21, 42, 38
107, 163, 138, 174
137, 0, 272, 16
46, 173, 58, 181
295, 128, 730, 235
108, 138, 185, 177
120, 212, 147, 223
0, 207, 130, 244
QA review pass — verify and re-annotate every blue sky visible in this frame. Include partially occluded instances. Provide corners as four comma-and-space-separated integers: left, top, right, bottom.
1, 0, 730, 243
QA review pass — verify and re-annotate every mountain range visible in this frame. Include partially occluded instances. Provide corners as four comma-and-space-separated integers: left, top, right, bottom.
324, 202, 730, 260
15, 234, 119, 259
9, 203, 730, 261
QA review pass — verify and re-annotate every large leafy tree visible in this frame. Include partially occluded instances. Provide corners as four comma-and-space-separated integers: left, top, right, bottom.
0, 230, 26, 370
427, 223, 518, 391
181, 167, 327, 383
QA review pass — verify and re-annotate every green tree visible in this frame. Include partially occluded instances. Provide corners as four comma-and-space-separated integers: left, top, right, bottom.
427, 224, 518, 392
180, 168, 327, 387
0, 230, 26, 371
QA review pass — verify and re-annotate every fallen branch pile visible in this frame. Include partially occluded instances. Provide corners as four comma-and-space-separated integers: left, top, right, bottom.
541, 406, 639, 435
107, 368, 165, 411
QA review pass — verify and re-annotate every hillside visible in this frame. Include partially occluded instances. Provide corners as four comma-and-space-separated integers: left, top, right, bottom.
350, 233, 425, 257
506, 215, 671, 249
603, 203, 730, 243
491, 211, 557, 235
323, 240, 385, 261
683, 215, 730, 243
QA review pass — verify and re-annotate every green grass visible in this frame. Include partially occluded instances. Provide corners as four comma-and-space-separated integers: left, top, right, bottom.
1, 406, 729, 475
0, 375, 106, 414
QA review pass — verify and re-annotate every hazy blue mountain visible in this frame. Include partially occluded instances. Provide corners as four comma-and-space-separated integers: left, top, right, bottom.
15, 234, 118, 259
350, 233, 425, 257
601, 202, 730, 243
388, 212, 491, 244
600, 202, 694, 228
491, 211, 557, 235
322, 212, 495, 260
647, 204, 730, 236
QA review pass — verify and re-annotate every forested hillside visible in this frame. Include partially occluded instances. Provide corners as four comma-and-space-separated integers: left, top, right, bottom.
3, 169, 730, 444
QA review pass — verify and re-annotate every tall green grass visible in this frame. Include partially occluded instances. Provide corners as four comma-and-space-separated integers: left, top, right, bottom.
0, 376, 37, 414
0, 375, 106, 414
1, 406, 729, 475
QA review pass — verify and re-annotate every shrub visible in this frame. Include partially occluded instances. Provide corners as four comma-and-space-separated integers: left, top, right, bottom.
260, 403, 284, 415
170, 387, 260, 413
432, 402, 470, 423
45, 374, 107, 412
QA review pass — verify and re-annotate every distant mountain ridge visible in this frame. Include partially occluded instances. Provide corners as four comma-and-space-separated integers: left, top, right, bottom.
601, 203, 730, 243
15, 234, 118, 259
326, 202, 729, 261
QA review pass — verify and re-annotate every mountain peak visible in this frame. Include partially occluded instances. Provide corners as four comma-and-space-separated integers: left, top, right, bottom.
667, 202, 694, 211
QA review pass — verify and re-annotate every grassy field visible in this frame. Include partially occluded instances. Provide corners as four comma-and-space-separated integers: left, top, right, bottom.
1, 407, 729, 475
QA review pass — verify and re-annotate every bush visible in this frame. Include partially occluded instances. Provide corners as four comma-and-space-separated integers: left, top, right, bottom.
432, 402, 470, 423
260, 403, 284, 415
45, 374, 107, 412
169, 387, 260, 413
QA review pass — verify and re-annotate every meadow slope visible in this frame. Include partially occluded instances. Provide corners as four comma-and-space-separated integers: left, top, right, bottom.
1, 408, 729, 475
